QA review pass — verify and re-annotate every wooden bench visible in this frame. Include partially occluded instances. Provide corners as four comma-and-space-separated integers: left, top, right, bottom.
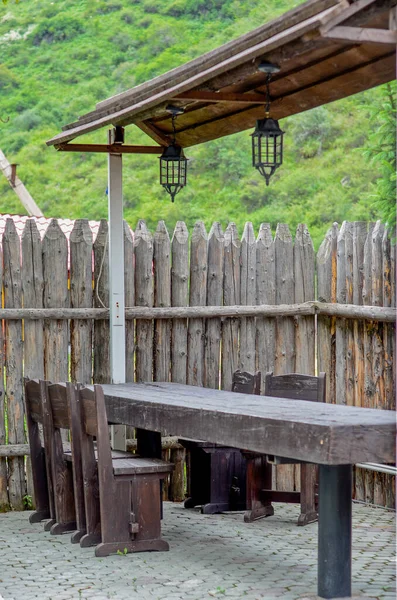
75, 383, 174, 556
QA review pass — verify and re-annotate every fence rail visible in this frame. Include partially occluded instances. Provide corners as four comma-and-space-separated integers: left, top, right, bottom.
0, 217, 395, 512
0, 302, 393, 321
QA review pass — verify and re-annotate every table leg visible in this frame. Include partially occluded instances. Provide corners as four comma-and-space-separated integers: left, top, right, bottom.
318, 464, 352, 599
136, 430, 163, 517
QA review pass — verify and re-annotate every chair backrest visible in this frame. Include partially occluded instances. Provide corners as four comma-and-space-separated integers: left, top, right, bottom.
264, 372, 326, 403
232, 370, 261, 395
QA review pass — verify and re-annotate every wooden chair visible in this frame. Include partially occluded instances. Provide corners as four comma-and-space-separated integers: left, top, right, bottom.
24, 378, 54, 526
182, 370, 262, 514
259, 371, 327, 526
74, 383, 173, 556
231, 371, 274, 523
41, 380, 77, 535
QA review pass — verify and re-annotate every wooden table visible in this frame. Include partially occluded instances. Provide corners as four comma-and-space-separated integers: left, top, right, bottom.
101, 381, 396, 600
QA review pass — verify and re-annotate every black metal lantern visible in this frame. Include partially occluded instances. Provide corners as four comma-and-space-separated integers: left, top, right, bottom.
160, 106, 187, 202
251, 62, 284, 185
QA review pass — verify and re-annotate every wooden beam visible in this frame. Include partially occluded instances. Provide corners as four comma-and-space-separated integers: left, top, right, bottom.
136, 121, 172, 145
321, 25, 397, 44
320, 0, 393, 33
173, 91, 267, 104
55, 143, 164, 154
0, 149, 43, 216
0, 302, 393, 322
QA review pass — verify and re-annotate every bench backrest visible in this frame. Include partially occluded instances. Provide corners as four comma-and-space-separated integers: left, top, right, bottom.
264, 372, 326, 403
78, 384, 114, 479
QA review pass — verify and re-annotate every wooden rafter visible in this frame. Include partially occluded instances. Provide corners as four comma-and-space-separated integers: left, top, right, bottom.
321, 25, 397, 43
173, 91, 268, 104
56, 143, 164, 154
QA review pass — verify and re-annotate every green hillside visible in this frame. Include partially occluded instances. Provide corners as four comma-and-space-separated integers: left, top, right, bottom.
0, 0, 395, 247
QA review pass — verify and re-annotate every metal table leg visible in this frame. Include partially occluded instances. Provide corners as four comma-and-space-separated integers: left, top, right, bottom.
318, 464, 352, 599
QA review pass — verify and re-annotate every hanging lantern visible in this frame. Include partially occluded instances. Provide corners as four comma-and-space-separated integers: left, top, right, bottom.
160, 106, 187, 202
251, 62, 284, 185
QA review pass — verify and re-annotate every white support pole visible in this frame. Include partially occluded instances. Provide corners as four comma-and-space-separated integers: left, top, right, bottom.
108, 132, 126, 450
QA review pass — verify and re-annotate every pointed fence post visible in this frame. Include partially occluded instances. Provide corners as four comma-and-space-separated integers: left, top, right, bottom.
171, 221, 189, 384
362, 222, 376, 504
222, 223, 241, 391
3, 219, 25, 509
124, 221, 135, 383
0, 239, 7, 511
154, 221, 171, 383
134, 220, 154, 382
93, 220, 110, 384
22, 219, 45, 505
188, 222, 207, 387
256, 223, 275, 393
205, 222, 224, 389
274, 223, 295, 492
70, 219, 93, 384
335, 222, 347, 405
240, 222, 256, 373
371, 221, 385, 506
383, 228, 396, 508
317, 223, 338, 405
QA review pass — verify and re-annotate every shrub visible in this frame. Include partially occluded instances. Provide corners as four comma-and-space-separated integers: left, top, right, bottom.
32, 16, 85, 45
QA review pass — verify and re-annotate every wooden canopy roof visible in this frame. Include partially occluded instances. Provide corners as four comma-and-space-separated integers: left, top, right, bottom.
47, 0, 397, 150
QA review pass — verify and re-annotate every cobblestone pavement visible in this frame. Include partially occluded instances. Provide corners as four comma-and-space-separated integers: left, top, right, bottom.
0, 502, 395, 600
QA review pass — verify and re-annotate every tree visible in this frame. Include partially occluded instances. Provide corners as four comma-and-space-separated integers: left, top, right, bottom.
364, 83, 396, 233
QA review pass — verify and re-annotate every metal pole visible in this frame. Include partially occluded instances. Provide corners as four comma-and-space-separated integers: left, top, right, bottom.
108, 131, 126, 450
318, 464, 352, 599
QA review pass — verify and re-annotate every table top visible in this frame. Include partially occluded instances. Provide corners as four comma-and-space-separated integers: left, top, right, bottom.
101, 382, 396, 465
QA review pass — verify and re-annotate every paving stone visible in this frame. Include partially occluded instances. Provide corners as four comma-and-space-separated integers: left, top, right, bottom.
0, 503, 395, 600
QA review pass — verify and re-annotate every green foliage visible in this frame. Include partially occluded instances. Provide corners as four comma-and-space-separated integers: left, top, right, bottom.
362, 83, 396, 233
0, 0, 394, 249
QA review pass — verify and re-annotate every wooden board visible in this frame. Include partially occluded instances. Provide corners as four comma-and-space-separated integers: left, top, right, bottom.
100, 382, 396, 466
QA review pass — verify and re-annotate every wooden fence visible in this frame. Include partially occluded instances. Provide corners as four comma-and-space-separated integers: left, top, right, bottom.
0, 217, 394, 512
